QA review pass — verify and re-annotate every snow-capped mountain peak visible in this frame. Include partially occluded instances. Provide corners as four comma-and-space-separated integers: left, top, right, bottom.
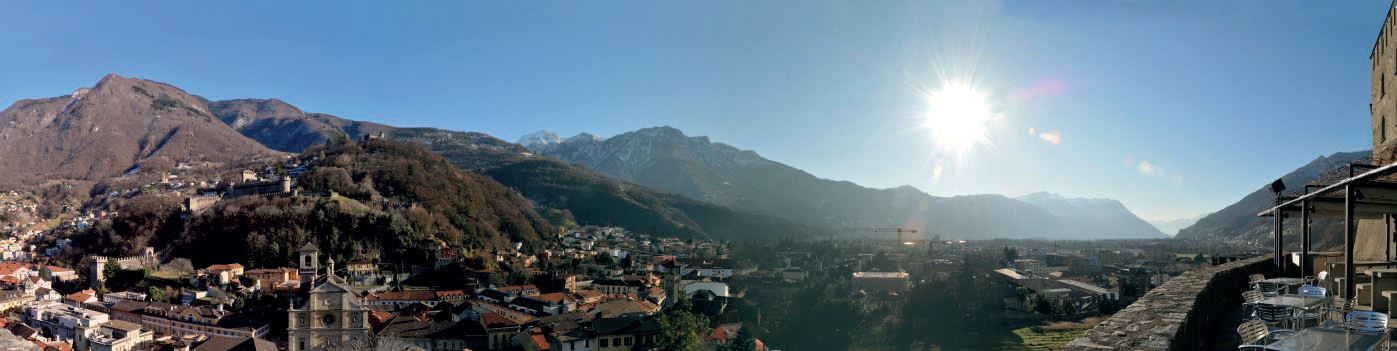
518, 130, 563, 149
565, 132, 604, 144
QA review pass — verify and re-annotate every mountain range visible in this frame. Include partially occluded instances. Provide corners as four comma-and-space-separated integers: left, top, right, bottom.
1176, 151, 1370, 250
0, 74, 278, 186
520, 127, 1166, 240
0, 74, 1168, 241
1147, 214, 1208, 237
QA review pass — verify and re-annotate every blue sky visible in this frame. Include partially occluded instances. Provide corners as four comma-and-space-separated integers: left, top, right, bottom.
0, 1, 1387, 221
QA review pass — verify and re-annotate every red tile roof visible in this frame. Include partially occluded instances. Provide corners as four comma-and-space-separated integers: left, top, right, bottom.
532, 292, 576, 305
495, 285, 538, 293
367, 291, 438, 302
435, 290, 465, 298
531, 328, 550, 351
481, 312, 517, 327
62, 292, 91, 303
205, 263, 244, 271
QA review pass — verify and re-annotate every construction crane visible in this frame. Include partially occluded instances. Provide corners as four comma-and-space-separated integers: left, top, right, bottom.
846, 227, 921, 243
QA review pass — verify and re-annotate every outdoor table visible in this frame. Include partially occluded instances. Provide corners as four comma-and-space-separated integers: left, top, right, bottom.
1262, 277, 1307, 295
1256, 295, 1334, 329
1257, 295, 1333, 310
1263, 327, 1384, 351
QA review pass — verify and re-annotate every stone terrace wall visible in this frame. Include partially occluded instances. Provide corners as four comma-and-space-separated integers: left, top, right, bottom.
1066, 256, 1280, 351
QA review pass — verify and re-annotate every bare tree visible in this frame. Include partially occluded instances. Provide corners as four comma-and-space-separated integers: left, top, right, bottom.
162, 258, 195, 276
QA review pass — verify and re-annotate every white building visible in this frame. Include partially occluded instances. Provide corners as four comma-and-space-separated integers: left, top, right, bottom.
26, 302, 109, 343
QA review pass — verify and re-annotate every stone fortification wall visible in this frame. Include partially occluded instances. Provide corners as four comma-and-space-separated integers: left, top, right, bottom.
1066, 256, 1279, 351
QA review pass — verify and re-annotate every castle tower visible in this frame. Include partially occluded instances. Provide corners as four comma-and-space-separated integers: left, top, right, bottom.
90, 257, 109, 288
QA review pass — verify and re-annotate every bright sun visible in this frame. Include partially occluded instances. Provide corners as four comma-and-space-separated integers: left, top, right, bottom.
923, 83, 992, 154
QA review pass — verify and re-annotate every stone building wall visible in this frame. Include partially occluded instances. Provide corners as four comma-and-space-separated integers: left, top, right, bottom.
1066, 256, 1279, 351
1375, 4, 1397, 164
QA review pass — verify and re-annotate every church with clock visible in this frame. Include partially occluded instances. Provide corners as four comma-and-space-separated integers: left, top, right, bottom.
288, 243, 372, 351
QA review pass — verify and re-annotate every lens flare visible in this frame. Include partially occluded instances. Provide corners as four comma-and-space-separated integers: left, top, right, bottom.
1038, 130, 1061, 145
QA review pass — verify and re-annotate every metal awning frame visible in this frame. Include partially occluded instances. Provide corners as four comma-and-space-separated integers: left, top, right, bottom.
1256, 161, 1397, 300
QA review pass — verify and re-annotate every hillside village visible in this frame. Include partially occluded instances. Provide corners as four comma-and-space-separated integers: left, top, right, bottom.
0, 136, 1262, 351
0, 136, 780, 351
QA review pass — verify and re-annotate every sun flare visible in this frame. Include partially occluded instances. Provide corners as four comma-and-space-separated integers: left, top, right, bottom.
923, 83, 992, 154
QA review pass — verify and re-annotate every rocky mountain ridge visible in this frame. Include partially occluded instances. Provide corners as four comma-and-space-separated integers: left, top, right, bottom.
0, 74, 278, 186
523, 127, 1167, 239
1177, 150, 1370, 249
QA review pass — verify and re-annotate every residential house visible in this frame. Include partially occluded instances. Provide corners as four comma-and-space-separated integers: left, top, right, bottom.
344, 261, 381, 285
63, 289, 98, 307
365, 291, 440, 309
128, 302, 270, 339
0, 290, 27, 312
551, 323, 596, 351
511, 327, 551, 351
508, 296, 555, 316
202, 264, 245, 285
35, 287, 60, 302
46, 266, 77, 281
594, 299, 660, 318
436, 290, 466, 303
0, 262, 37, 280
676, 258, 736, 278
531, 293, 578, 315
482, 313, 523, 351
495, 285, 540, 297
101, 291, 146, 304
24, 302, 109, 344
242, 268, 297, 291
594, 315, 659, 351
476, 289, 514, 305
75, 320, 152, 351
592, 280, 645, 296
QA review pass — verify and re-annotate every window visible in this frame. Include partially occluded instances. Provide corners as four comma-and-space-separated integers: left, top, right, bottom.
625, 337, 632, 346
614, 337, 621, 346
571, 341, 576, 350
601, 339, 608, 347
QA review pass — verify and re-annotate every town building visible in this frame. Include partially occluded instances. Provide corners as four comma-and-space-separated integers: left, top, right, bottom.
106, 300, 269, 339
243, 268, 298, 291
287, 247, 371, 351
344, 260, 380, 285
75, 320, 152, 351
851, 272, 910, 292
202, 264, 245, 285
24, 302, 109, 344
